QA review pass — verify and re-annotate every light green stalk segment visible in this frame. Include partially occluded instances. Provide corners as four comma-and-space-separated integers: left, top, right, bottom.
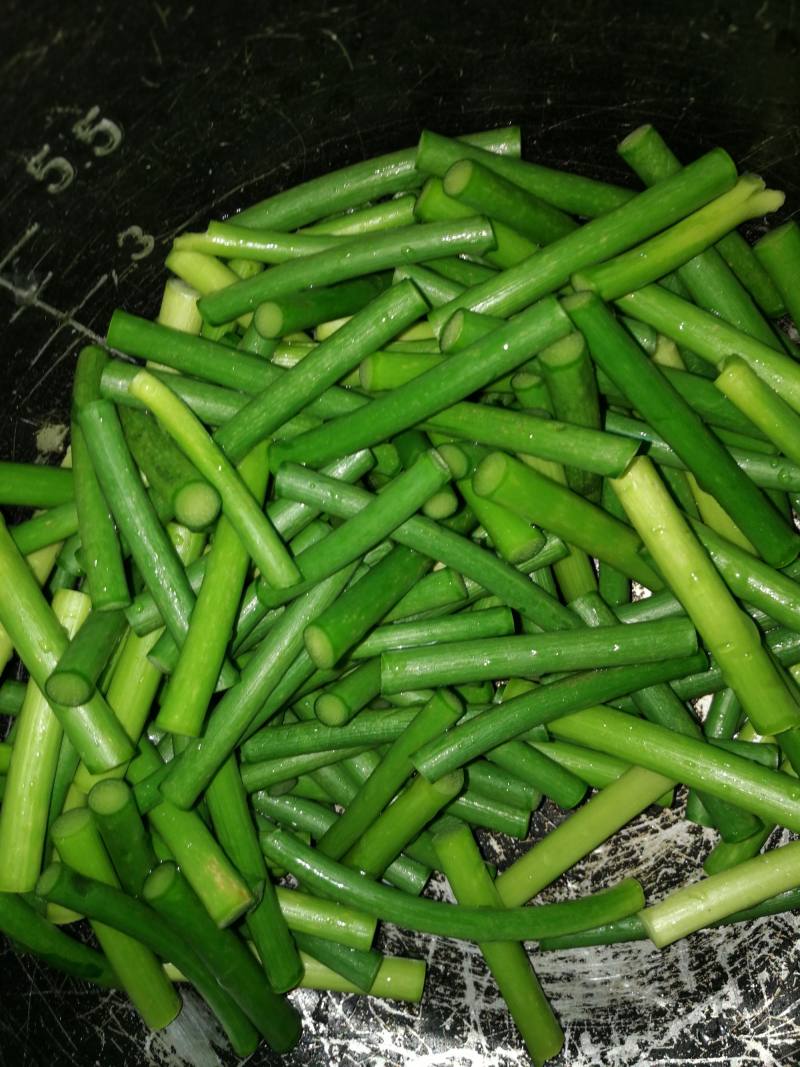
298, 952, 426, 1002
611, 456, 800, 735
128, 370, 300, 590
572, 176, 785, 301
616, 285, 800, 416
640, 839, 800, 948
156, 442, 270, 736
495, 766, 674, 906
0, 590, 90, 891
434, 823, 564, 1067
715, 356, 800, 467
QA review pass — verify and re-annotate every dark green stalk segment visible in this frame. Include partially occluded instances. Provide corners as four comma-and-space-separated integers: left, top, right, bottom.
0, 518, 133, 773
596, 362, 768, 439
232, 127, 520, 230
0, 890, 116, 985
127, 374, 300, 591
317, 690, 463, 860
215, 281, 428, 464
352, 604, 515, 661
259, 449, 451, 609
36, 863, 260, 1057
241, 746, 368, 792
754, 221, 800, 330
156, 442, 270, 737
119, 406, 221, 531
160, 563, 358, 809
413, 177, 538, 268
572, 175, 785, 303
197, 219, 495, 325
88, 779, 158, 895
426, 147, 737, 333
419, 399, 638, 478
10, 502, 78, 557
243, 707, 417, 761
444, 156, 577, 244
50, 809, 181, 1030
254, 790, 430, 896
604, 411, 800, 493
487, 738, 587, 810
143, 862, 301, 1050
466, 761, 538, 810
617, 124, 783, 349
703, 823, 774, 876
428, 256, 497, 286
0, 462, 73, 507
205, 756, 303, 994
440, 308, 506, 353
270, 297, 571, 469
549, 706, 800, 832
380, 617, 696, 693
273, 464, 582, 631
416, 129, 633, 218
433, 823, 563, 1067
717, 233, 786, 320
106, 312, 360, 424
254, 275, 388, 338
292, 931, 382, 992
393, 264, 464, 306
78, 399, 208, 650
344, 771, 464, 879
262, 827, 645, 940
457, 477, 545, 564
411, 652, 706, 782
615, 284, 800, 415
472, 451, 662, 588
314, 660, 381, 726
303, 546, 434, 671
597, 481, 630, 607
45, 608, 127, 707
538, 332, 603, 501
565, 291, 797, 568
0, 680, 26, 716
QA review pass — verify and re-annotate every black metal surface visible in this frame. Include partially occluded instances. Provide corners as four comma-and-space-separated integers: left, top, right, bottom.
1, 1, 800, 1064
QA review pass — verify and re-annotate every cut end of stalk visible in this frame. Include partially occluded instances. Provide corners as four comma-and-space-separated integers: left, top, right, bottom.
51, 806, 94, 843
303, 624, 337, 671
754, 219, 798, 252
436, 443, 471, 479
471, 451, 510, 500
442, 159, 474, 199
142, 860, 180, 902
253, 302, 286, 339
538, 330, 587, 368
432, 768, 466, 798
45, 670, 93, 708
35, 863, 63, 899
314, 691, 350, 726
439, 309, 468, 353
560, 289, 596, 314
617, 124, 655, 154
173, 481, 222, 531
88, 778, 131, 817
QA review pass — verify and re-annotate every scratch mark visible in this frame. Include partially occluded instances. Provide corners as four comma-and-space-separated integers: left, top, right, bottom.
321, 28, 355, 72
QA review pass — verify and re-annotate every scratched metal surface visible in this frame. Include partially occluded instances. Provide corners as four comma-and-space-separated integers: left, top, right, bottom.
2, 1, 800, 1064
